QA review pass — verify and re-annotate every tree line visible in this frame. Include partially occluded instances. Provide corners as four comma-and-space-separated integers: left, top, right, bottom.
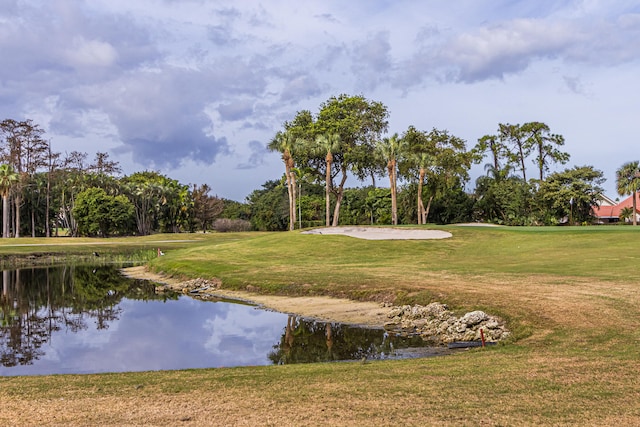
3, 94, 639, 236
262, 94, 635, 230
0, 119, 225, 237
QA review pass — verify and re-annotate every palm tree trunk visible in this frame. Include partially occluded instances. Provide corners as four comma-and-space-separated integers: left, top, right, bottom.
285, 166, 294, 231
14, 193, 21, 238
634, 189, 637, 226
325, 159, 332, 227
388, 160, 397, 225
331, 168, 348, 227
290, 171, 297, 229
417, 168, 425, 225
2, 194, 9, 238
424, 195, 433, 224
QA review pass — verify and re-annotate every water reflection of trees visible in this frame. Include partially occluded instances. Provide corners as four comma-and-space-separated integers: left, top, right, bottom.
0, 265, 177, 367
268, 315, 426, 365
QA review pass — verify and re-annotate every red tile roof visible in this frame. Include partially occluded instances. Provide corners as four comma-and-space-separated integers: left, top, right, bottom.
593, 193, 640, 218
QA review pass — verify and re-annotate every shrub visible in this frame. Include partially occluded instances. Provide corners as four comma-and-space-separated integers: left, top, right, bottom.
213, 218, 252, 232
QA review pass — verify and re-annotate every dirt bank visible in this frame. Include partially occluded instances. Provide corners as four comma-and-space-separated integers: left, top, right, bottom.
122, 266, 389, 327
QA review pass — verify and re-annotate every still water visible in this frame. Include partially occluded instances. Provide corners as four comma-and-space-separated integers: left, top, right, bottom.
0, 265, 439, 376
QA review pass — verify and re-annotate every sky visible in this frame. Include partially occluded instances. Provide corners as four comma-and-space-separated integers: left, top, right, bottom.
1, 0, 638, 201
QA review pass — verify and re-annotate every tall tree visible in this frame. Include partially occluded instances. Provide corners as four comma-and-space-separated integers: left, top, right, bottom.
88, 152, 122, 176
45, 145, 61, 237
498, 123, 532, 182
56, 151, 91, 236
0, 119, 49, 237
192, 184, 224, 232
616, 161, 640, 226
521, 122, 570, 181
414, 152, 432, 225
376, 133, 403, 225
0, 164, 18, 238
268, 130, 299, 231
314, 133, 341, 226
475, 134, 507, 174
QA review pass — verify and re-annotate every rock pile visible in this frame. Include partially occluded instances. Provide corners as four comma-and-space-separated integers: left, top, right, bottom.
383, 302, 509, 344
155, 277, 221, 294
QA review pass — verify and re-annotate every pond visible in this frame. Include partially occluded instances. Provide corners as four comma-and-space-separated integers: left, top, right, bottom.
0, 264, 450, 376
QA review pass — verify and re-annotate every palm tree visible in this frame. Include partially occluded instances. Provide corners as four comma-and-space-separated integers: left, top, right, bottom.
269, 131, 299, 231
616, 161, 640, 226
315, 133, 341, 227
415, 152, 433, 225
0, 164, 19, 238
619, 206, 634, 224
376, 134, 403, 225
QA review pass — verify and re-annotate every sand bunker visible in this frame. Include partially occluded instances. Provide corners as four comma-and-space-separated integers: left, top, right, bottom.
301, 226, 452, 240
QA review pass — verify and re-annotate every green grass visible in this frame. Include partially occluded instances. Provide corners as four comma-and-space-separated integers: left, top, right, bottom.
2, 225, 640, 425
148, 225, 640, 290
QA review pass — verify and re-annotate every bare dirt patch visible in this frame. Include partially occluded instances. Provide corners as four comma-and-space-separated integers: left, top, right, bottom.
122, 266, 389, 326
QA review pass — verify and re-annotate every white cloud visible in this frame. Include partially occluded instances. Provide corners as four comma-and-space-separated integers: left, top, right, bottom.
64, 37, 118, 68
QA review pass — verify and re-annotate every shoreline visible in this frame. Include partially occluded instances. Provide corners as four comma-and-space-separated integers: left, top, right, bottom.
121, 266, 390, 327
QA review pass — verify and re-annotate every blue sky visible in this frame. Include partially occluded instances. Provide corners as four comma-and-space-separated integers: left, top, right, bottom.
1, 0, 638, 201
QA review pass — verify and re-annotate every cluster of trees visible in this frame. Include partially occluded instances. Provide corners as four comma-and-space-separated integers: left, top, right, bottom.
267, 94, 474, 230
0, 119, 224, 237
260, 94, 619, 230
4, 94, 638, 236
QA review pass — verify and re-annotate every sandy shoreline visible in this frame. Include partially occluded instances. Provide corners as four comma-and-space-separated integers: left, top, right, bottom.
122, 266, 389, 327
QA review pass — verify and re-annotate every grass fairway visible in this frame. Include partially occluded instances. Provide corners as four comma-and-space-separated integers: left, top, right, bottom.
2, 226, 640, 426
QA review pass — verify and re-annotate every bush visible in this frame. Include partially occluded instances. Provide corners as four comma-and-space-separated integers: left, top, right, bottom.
73, 187, 135, 237
213, 218, 252, 232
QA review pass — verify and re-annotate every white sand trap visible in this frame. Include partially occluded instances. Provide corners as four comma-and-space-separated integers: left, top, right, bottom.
454, 222, 501, 227
301, 226, 452, 240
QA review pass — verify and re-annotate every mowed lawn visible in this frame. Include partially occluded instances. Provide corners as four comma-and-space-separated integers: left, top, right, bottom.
2, 226, 640, 426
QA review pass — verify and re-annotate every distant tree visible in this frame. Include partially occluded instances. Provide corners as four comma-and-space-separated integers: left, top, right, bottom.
521, 122, 570, 181
219, 199, 251, 221
121, 172, 164, 235
0, 164, 19, 237
474, 174, 533, 225
247, 180, 289, 231
413, 153, 432, 224
364, 187, 392, 225
429, 184, 475, 224
535, 165, 605, 225
475, 134, 507, 173
484, 122, 569, 183
63, 150, 89, 171
616, 161, 640, 226
191, 184, 224, 232
314, 133, 341, 226
619, 206, 634, 223
400, 127, 473, 224
0, 119, 49, 237
88, 152, 121, 176
498, 123, 532, 182
268, 130, 300, 231
339, 186, 390, 225
73, 187, 135, 237
157, 178, 191, 233
375, 133, 404, 225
